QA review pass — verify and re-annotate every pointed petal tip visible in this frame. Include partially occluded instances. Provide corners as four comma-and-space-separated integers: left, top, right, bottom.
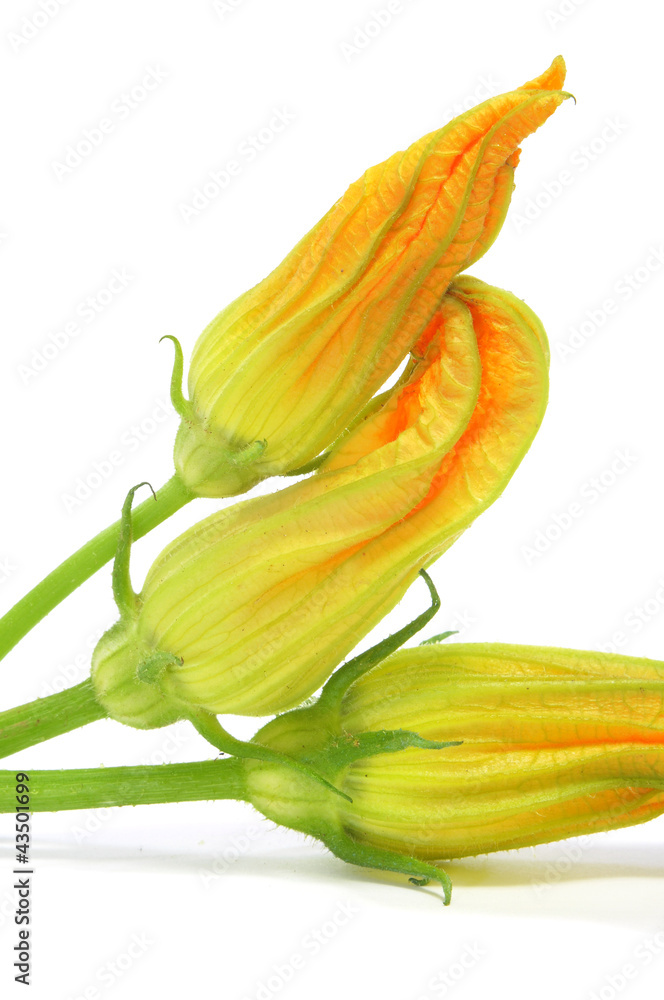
522, 55, 567, 92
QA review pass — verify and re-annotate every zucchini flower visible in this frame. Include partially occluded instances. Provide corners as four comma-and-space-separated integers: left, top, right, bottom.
173, 57, 569, 497
239, 641, 664, 902
7, 626, 663, 903
0, 57, 571, 676
91, 277, 549, 729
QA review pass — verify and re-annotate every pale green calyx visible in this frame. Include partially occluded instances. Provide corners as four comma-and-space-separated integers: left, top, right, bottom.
173, 418, 268, 498
161, 334, 269, 498
90, 618, 184, 729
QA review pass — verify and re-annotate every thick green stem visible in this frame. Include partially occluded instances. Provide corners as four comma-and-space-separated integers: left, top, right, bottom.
0, 680, 107, 758
0, 759, 246, 811
0, 473, 193, 662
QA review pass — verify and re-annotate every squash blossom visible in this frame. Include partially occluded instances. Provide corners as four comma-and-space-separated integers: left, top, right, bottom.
91, 277, 549, 726
3, 638, 662, 903
238, 643, 664, 901
173, 57, 569, 497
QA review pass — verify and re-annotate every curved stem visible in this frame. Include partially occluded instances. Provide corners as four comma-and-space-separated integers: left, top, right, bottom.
0, 473, 194, 663
0, 680, 107, 759
0, 758, 246, 811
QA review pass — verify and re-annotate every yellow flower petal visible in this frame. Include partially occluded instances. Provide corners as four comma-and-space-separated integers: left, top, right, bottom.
128, 281, 546, 716
176, 59, 569, 495
337, 639, 664, 859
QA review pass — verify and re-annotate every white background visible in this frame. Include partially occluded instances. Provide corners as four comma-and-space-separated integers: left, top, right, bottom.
1, 0, 663, 997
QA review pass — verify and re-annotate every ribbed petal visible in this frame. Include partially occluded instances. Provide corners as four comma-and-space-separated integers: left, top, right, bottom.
180, 59, 568, 487
339, 642, 664, 858
139, 299, 481, 713
343, 644, 664, 745
341, 744, 664, 859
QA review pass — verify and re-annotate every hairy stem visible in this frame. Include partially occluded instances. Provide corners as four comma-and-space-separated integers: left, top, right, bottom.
0, 759, 246, 811
0, 679, 108, 759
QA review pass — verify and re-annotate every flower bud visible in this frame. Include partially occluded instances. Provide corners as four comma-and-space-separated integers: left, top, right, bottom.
336, 643, 664, 858
174, 58, 569, 496
91, 278, 549, 725
240, 643, 664, 898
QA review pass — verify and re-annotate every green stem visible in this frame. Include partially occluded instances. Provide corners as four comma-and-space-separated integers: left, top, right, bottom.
0, 680, 107, 758
0, 759, 245, 811
0, 473, 193, 663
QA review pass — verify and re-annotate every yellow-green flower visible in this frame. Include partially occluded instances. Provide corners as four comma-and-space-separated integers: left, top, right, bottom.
337, 643, 664, 858
91, 278, 548, 726
240, 642, 664, 901
173, 58, 569, 497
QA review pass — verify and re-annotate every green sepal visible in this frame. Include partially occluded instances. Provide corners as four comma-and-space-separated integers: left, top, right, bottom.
136, 649, 183, 684
317, 569, 441, 712
318, 824, 453, 905
246, 713, 460, 904
304, 728, 461, 777
420, 630, 458, 646
188, 709, 352, 802
232, 438, 267, 466
160, 335, 192, 420
284, 451, 329, 476
112, 482, 156, 618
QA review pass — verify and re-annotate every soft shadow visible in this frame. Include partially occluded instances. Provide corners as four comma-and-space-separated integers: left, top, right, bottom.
444, 842, 664, 888
2, 834, 662, 920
